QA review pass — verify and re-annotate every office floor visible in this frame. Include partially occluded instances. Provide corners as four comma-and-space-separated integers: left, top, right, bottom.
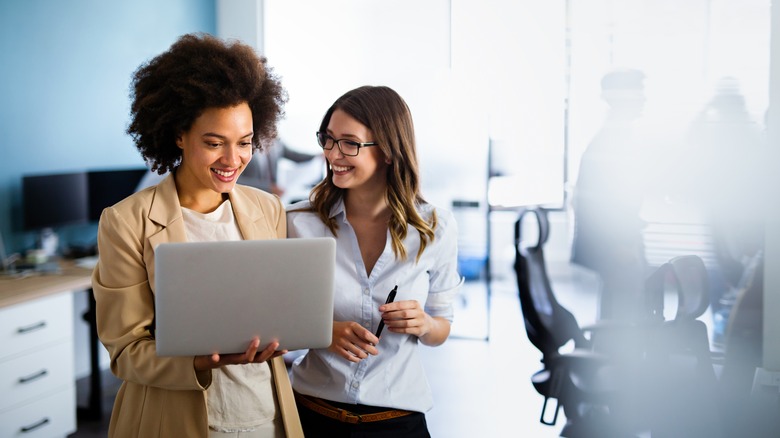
70, 370, 121, 437
68, 270, 599, 438
422, 270, 599, 437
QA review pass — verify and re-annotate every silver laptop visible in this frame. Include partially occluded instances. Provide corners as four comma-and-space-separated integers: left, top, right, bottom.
154, 237, 335, 356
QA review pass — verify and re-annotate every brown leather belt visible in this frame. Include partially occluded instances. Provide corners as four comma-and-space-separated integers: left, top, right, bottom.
294, 392, 413, 424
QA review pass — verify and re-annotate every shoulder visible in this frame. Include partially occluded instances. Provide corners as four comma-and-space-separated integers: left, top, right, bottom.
286, 199, 311, 211
285, 200, 325, 237
231, 184, 284, 222
286, 200, 317, 223
418, 202, 455, 228
109, 185, 156, 218
97, 186, 159, 241
233, 184, 281, 208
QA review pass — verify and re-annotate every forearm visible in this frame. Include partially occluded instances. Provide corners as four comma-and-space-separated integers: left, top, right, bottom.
419, 316, 451, 346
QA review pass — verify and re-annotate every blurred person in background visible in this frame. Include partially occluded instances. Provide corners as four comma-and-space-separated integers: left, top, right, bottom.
240, 139, 320, 198
571, 68, 651, 321
681, 76, 766, 342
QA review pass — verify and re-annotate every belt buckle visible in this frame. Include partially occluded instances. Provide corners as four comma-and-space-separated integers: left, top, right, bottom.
339, 408, 363, 424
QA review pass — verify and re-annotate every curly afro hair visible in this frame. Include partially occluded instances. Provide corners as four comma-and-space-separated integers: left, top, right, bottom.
127, 33, 287, 174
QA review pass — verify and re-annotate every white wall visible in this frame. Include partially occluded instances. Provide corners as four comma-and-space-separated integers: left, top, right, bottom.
260, 1, 567, 212
262, 0, 462, 207
216, 0, 263, 50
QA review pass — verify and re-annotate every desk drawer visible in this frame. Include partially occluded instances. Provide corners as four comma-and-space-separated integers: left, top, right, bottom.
0, 293, 73, 360
0, 341, 74, 412
0, 386, 76, 437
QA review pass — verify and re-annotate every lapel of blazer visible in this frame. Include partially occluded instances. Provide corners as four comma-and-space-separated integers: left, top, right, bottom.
229, 185, 266, 240
145, 174, 188, 288
147, 173, 188, 244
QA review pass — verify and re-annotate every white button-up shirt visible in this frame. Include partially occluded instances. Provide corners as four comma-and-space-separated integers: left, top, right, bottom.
287, 198, 463, 413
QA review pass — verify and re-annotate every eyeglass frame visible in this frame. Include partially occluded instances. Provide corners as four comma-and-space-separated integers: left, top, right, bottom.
315, 132, 378, 157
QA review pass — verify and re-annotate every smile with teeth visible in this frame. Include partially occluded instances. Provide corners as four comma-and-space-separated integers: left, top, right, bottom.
212, 168, 236, 177
331, 164, 353, 173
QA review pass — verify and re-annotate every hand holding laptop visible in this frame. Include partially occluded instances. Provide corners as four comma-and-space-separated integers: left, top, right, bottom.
194, 337, 287, 371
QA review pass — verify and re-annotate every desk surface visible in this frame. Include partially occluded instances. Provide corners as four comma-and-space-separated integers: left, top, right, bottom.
0, 261, 93, 309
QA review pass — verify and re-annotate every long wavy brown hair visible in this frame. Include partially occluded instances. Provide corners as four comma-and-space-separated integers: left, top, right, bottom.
301, 85, 436, 262
126, 33, 287, 174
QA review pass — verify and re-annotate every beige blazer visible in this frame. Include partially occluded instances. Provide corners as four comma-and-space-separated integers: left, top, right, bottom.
92, 174, 303, 437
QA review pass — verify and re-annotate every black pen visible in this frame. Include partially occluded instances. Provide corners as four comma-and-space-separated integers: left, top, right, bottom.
375, 285, 398, 338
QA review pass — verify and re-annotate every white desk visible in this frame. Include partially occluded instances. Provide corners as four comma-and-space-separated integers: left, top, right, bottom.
0, 263, 92, 437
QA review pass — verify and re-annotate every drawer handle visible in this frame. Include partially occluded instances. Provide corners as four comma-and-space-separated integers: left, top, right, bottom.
18, 369, 48, 384
20, 417, 50, 433
17, 321, 47, 334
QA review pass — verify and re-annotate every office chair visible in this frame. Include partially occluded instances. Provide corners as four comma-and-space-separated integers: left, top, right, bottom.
641, 254, 723, 438
515, 209, 721, 437
643, 255, 714, 367
514, 208, 633, 437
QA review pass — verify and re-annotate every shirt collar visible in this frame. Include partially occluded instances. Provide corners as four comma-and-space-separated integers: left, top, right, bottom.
329, 197, 347, 221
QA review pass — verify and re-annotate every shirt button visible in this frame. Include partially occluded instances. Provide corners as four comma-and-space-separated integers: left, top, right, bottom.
364, 289, 370, 295
352, 382, 360, 389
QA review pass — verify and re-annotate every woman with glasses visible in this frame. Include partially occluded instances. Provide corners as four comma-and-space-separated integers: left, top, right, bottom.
286, 85, 463, 437
92, 34, 297, 437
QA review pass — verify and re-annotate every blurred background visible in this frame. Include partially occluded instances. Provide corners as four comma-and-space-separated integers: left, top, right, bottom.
1, 1, 778, 436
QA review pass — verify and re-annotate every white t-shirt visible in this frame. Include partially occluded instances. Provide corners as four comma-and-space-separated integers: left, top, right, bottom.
181, 200, 279, 432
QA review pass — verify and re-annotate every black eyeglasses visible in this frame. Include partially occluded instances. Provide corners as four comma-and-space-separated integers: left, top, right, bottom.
316, 132, 378, 157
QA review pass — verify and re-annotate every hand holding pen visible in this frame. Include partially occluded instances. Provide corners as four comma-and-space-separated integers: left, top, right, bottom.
378, 285, 441, 341
375, 285, 398, 339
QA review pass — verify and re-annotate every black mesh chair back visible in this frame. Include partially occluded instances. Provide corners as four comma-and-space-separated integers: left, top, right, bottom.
515, 208, 589, 361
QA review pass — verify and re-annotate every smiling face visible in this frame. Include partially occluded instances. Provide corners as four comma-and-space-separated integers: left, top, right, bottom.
324, 109, 389, 193
175, 102, 254, 212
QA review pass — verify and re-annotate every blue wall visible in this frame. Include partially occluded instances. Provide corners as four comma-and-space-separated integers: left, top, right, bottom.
0, 0, 215, 254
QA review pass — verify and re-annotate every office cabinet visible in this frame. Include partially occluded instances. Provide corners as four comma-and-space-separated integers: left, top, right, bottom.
0, 292, 76, 437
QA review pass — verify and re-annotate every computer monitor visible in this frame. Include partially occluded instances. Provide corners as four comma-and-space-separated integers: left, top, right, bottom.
87, 168, 148, 221
22, 172, 89, 231
0, 228, 9, 271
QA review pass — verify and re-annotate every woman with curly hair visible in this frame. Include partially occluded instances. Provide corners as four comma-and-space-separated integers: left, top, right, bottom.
92, 33, 298, 437
287, 86, 463, 437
